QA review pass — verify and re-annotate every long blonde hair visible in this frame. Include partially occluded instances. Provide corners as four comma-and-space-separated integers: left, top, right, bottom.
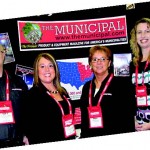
130, 18, 150, 66
33, 53, 67, 95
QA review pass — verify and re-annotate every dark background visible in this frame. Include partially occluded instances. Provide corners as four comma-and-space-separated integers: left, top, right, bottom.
2, 1, 150, 69
1, 1, 150, 127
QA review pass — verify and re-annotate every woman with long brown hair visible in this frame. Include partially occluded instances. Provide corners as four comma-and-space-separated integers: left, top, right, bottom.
22, 53, 76, 145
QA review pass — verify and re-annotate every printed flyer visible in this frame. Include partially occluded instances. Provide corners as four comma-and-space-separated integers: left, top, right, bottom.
113, 53, 131, 76
15, 64, 34, 89
0, 33, 15, 64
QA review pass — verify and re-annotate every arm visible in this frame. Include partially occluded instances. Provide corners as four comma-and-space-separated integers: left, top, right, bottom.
23, 136, 29, 145
135, 117, 150, 131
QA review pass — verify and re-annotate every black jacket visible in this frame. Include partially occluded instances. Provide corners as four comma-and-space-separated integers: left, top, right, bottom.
0, 70, 28, 141
22, 82, 75, 145
80, 74, 136, 138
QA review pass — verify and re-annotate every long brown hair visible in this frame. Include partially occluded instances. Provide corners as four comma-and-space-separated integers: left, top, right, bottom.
33, 53, 67, 95
130, 18, 150, 66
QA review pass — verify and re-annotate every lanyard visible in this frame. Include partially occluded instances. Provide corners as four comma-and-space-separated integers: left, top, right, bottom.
47, 91, 72, 116
135, 61, 149, 86
89, 73, 113, 106
4, 70, 10, 101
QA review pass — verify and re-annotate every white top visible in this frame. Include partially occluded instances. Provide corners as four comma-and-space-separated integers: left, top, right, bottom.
94, 88, 99, 96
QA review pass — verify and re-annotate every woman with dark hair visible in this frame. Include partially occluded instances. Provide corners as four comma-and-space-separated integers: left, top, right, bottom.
22, 53, 76, 145
130, 18, 150, 131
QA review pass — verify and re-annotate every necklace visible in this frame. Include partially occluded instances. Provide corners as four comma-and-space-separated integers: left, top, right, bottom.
49, 90, 58, 94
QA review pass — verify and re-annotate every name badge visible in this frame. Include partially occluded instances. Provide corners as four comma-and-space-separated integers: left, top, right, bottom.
62, 114, 76, 138
88, 106, 103, 128
136, 85, 148, 106
0, 101, 15, 124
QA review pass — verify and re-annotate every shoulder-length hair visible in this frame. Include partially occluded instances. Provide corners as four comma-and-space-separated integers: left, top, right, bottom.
130, 18, 150, 66
33, 53, 67, 95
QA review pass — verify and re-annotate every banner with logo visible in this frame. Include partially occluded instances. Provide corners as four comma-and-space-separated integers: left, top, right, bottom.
17, 15, 128, 51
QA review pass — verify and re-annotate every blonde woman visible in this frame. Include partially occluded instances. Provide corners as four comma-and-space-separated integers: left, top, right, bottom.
130, 18, 150, 131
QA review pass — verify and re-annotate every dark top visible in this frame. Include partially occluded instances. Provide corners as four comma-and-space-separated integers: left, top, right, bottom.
0, 70, 28, 141
80, 73, 136, 138
130, 61, 150, 124
22, 82, 75, 145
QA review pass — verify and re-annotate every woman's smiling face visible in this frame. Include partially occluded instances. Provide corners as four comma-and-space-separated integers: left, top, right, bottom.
136, 22, 150, 49
90, 51, 111, 76
38, 57, 56, 86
